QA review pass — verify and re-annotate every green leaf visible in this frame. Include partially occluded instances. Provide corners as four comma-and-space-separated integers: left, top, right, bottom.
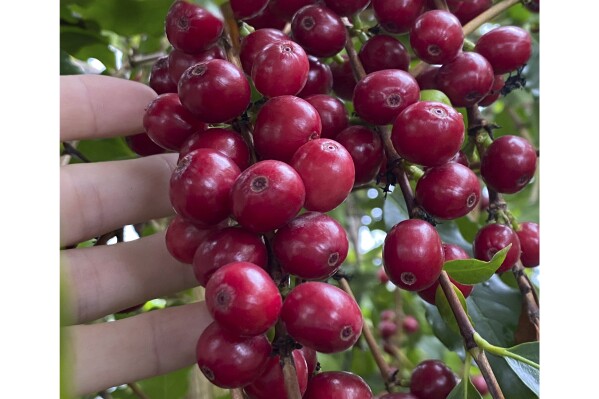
137, 365, 191, 399
60, 25, 116, 70
73, 138, 136, 163
447, 377, 483, 399
435, 284, 471, 334
383, 188, 409, 229
487, 353, 538, 399
443, 245, 511, 285
504, 342, 540, 396
60, 50, 85, 75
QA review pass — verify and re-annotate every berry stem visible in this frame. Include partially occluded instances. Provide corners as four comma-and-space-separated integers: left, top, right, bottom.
127, 382, 149, 399
473, 333, 540, 369
512, 261, 540, 337
281, 355, 303, 399
462, 0, 522, 36
463, 352, 472, 384
220, 3, 242, 70
230, 388, 244, 399
433, 0, 449, 12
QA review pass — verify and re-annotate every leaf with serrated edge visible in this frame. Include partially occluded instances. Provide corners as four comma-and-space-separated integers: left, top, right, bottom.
444, 245, 511, 285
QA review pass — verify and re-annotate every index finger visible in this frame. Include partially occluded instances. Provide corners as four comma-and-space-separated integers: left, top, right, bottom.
60, 74, 157, 141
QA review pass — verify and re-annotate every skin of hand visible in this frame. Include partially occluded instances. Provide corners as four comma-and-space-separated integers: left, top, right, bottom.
60, 74, 212, 396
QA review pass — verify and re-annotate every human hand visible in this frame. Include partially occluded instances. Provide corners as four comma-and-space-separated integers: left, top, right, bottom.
60, 74, 212, 396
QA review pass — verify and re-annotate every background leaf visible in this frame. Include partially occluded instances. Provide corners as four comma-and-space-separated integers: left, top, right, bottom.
447, 377, 483, 399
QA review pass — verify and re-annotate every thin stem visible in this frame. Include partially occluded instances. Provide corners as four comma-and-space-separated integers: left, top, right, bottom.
128, 382, 149, 399
433, 0, 449, 11
231, 388, 245, 399
220, 3, 243, 70
470, 347, 505, 399
462, 0, 521, 36
512, 261, 540, 337
281, 355, 303, 399
129, 52, 166, 68
473, 333, 540, 369
344, 32, 366, 81
463, 352, 472, 386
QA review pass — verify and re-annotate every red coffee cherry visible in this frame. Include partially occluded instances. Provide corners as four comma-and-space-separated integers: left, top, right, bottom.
475, 26, 533, 74
240, 28, 288, 75
516, 221, 539, 267
167, 45, 226, 84
269, 0, 318, 20
383, 219, 444, 291
403, 315, 420, 334
359, 35, 410, 74
304, 94, 348, 139
303, 371, 373, 399
323, 0, 371, 17
298, 57, 334, 97
149, 56, 177, 95
281, 282, 363, 353
473, 223, 522, 274
165, 215, 213, 264
252, 40, 310, 97
291, 5, 347, 58
410, 10, 464, 65
301, 346, 318, 375
125, 133, 168, 157
415, 65, 441, 90
336, 125, 384, 187
435, 52, 494, 107
479, 75, 505, 107
165, 1, 224, 54
244, 350, 309, 399
330, 55, 356, 101
245, 5, 288, 30
380, 309, 396, 321
231, 0, 270, 20
447, 0, 492, 25
372, 0, 425, 34
410, 360, 458, 399
179, 128, 251, 170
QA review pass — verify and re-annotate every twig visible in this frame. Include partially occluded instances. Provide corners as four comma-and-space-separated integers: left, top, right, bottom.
130, 52, 166, 68
231, 388, 245, 399
128, 382, 150, 399
433, 0, 449, 11
512, 261, 540, 337
61, 141, 87, 165
220, 3, 242, 70
462, 0, 522, 36
281, 355, 303, 399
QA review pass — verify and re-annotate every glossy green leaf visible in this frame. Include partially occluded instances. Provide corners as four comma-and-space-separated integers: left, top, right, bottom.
60, 50, 85, 75
73, 138, 136, 163
435, 283, 471, 334
487, 353, 538, 399
504, 342, 540, 396
447, 377, 483, 399
443, 245, 511, 285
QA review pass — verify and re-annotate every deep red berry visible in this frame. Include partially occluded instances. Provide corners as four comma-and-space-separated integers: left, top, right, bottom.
353, 69, 420, 125
410, 360, 458, 399
517, 222, 539, 267
244, 350, 309, 399
359, 35, 410, 74
402, 315, 420, 334
475, 26, 532, 74
330, 55, 356, 101
281, 282, 363, 353
149, 56, 177, 94
252, 40, 310, 97
165, 1, 224, 54
240, 28, 288, 75
472, 375, 490, 396
416, 65, 441, 90
447, 0, 492, 24
178, 59, 251, 123
291, 139, 354, 212
125, 133, 168, 157
179, 128, 251, 170
411, 10, 464, 65
298, 57, 334, 97
165, 215, 213, 264
301, 346, 318, 375
303, 371, 373, 399
379, 393, 420, 399
480, 135, 537, 194
196, 322, 271, 388
479, 74, 505, 107
383, 219, 444, 291
245, 5, 288, 30
304, 94, 348, 138
436, 52, 494, 107
323, 0, 370, 16
391, 101, 464, 167
335, 125, 384, 187
269, 0, 317, 20
167, 45, 226, 84
372, 0, 425, 34
231, 160, 306, 233
170, 148, 240, 226
291, 5, 347, 58
473, 223, 521, 273
231, 0, 270, 20
379, 320, 397, 339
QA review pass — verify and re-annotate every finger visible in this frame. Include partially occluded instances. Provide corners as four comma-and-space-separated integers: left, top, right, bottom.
65, 301, 212, 396
60, 74, 156, 141
60, 153, 177, 247
61, 231, 198, 325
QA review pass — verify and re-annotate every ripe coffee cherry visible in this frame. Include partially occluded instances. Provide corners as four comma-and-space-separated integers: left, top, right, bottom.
331, 55, 356, 101
517, 222, 539, 267
165, 1, 224, 54
403, 315, 420, 334
196, 322, 271, 388
416, 65, 441, 90
475, 26, 532, 74
244, 350, 309, 399
447, 0, 492, 24
143, 93, 206, 151
253, 95, 321, 162
178, 59, 251, 123
192, 227, 268, 287
372, 0, 425, 34
436, 52, 494, 107
165, 215, 213, 264
301, 346, 318, 375
170, 148, 241, 226
473, 223, 522, 273
391, 101, 464, 167
410, 360, 458, 399
167, 45, 226, 84
291, 5, 347, 58
416, 162, 481, 219
252, 40, 310, 97
353, 69, 420, 125
383, 219, 444, 291
418, 243, 474, 305
179, 128, 251, 170
410, 10, 464, 65
246, 5, 288, 30
240, 28, 288, 75
304, 94, 348, 138
298, 57, 334, 97
281, 282, 363, 353
231, 0, 269, 20
323, 0, 370, 17
273, 212, 349, 279
336, 125, 384, 186
125, 133, 167, 157
359, 35, 410, 74
480, 135, 537, 194
206, 262, 282, 336
379, 320, 397, 339
231, 160, 306, 233
303, 371, 373, 399
472, 375, 490, 396
270, 0, 318, 20
149, 56, 177, 94
479, 75, 505, 107
291, 139, 354, 212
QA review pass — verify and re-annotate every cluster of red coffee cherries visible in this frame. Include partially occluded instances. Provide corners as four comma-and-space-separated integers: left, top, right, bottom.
130, 0, 539, 397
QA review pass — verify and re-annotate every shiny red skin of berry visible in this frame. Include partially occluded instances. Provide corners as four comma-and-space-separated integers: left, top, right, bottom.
244, 350, 309, 399
353, 69, 420, 125
270, 0, 317, 20
253, 95, 322, 162
418, 243, 473, 305
473, 223, 522, 274
192, 227, 268, 286
205, 262, 282, 336
323, 0, 371, 16
411, 10, 464, 65
372, 0, 425, 34
447, 0, 492, 24
290, 139, 354, 212
383, 219, 444, 291
179, 128, 251, 170
231, 160, 306, 233
149, 56, 177, 94
240, 28, 288, 75
402, 315, 420, 334
170, 148, 241, 226
252, 40, 310, 97
450, 150, 470, 167
231, 0, 270, 20
359, 35, 410, 74
480, 135, 537, 194
125, 133, 167, 157
379, 394, 420, 399
416, 162, 481, 219
178, 59, 251, 123
245, 5, 288, 30
304, 95, 348, 138
281, 282, 364, 353
416, 65, 441, 90
517, 222, 539, 267
304, 371, 373, 399
298, 57, 334, 97
475, 26, 532, 74
436, 52, 494, 107
336, 125, 384, 187
143, 93, 206, 151
167, 45, 226, 84
410, 360, 458, 399
378, 268, 390, 284
273, 212, 349, 279
379, 319, 397, 339
471, 375, 490, 396
479, 74, 505, 107
196, 322, 271, 388
291, 5, 347, 58
391, 101, 464, 167
301, 346, 318, 375
331, 55, 356, 101
165, 215, 213, 264
165, 1, 224, 54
